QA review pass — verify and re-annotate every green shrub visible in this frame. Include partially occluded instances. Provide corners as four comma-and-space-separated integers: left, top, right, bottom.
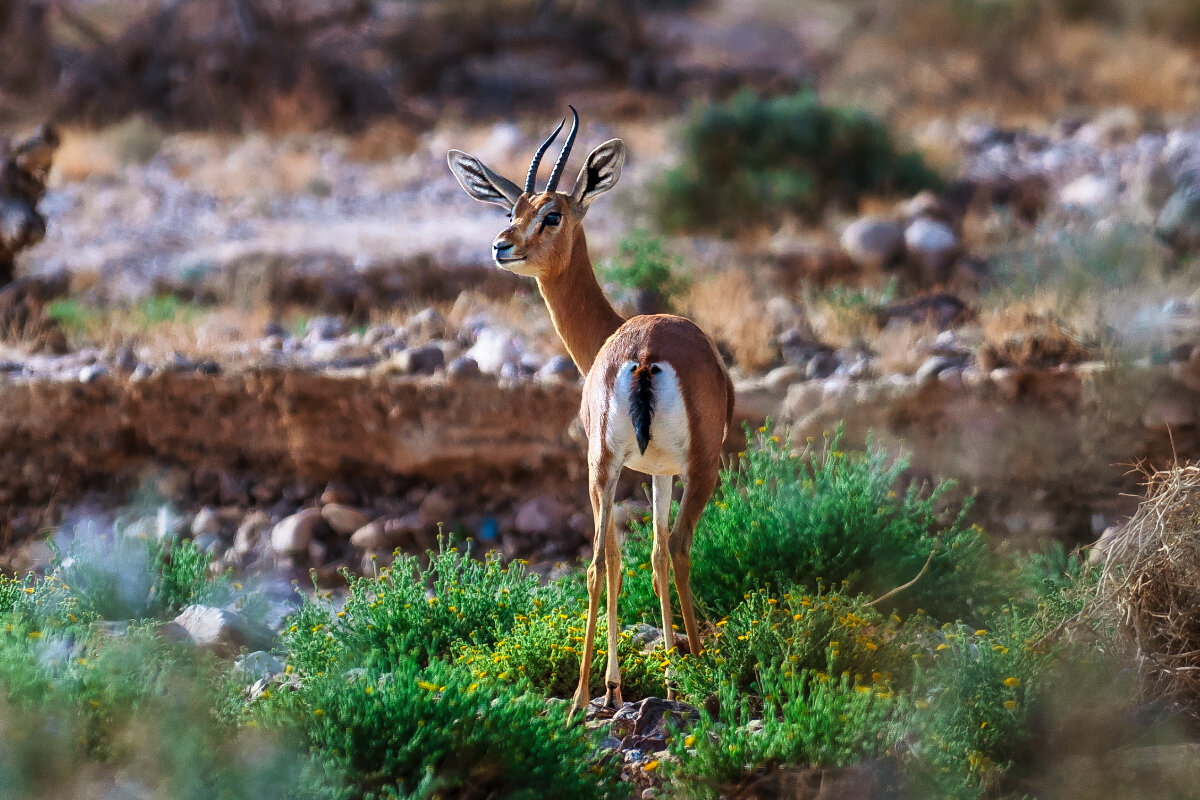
287, 543, 544, 674
455, 596, 669, 700
665, 666, 899, 800
675, 585, 931, 701
255, 657, 622, 800
600, 231, 688, 308
658, 90, 940, 234
622, 425, 990, 624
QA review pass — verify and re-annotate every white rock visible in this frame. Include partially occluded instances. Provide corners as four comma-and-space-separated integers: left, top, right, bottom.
321, 503, 370, 536
1059, 174, 1114, 211
270, 508, 325, 555
466, 328, 521, 375
172, 605, 247, 654
904, 218, 958, 278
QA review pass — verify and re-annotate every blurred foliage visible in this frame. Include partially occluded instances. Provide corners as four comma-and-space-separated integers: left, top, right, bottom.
657, 91, 941, 234
600, 231, 689, 310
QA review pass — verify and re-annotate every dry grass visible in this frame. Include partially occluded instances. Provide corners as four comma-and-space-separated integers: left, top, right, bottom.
1098, 463, 1200, 716
679, 271, 775, 371
977, 302, 1094, 371
874, 320, 939, 376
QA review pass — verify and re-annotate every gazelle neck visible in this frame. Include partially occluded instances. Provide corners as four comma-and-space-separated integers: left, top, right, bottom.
536, 227, 625, 375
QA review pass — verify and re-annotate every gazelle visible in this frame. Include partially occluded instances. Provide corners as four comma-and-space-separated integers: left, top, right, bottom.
448, 108, 734, 714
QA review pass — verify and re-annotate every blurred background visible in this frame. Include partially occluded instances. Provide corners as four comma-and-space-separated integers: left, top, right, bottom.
3, 0, 1200, 574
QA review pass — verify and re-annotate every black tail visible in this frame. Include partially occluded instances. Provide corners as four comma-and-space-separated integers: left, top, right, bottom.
630, 363, 658, 455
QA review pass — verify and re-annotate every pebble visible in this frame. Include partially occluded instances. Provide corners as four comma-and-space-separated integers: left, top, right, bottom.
270, 508, 328, 555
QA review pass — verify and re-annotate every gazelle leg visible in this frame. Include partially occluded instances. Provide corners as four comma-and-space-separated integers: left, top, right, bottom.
671, 467, 718, 657
603, 510, 623, 708
651, 474, 677, 698
571, 464, 618, 716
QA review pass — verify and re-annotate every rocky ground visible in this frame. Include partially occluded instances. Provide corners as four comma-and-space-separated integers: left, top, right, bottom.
4, 105, 1200, 589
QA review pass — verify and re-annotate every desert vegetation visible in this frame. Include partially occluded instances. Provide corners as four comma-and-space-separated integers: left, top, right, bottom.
4, 0, 1200, 797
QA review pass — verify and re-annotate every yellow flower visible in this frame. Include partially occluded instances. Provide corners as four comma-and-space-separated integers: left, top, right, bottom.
364, 686, 373, 694
313, 709, 324, 716
1003, 677, 1020, 687
684, 735, 695, 747
935, 644, 949, 651
643, 760, 660, 772
975, 629, 988, 636
980, 721, 989, 729
417, 680, 440, 691
1004, 700, 1016, 710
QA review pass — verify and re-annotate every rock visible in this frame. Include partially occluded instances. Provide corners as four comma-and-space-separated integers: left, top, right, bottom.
805, 351, 840, 380
191, 506, 222, 538
915, 355, 960, 384
304, 315, 346, 341
763, 364, 804, 391
171, 605, 247, 655
78, 364, 108, 384
904, 218, 959, 281
903, 190, 954, 223
840, 216, 905, 271
626, 623, 666, 652
350, 518, 405, 551
321, 503, 370, 536
609, 698, 700, 752
514, 495, 570, 535
320, 481, 358, 506
270, 508, 328, 556
417, 489, 454, 528
392, 343, 445, 375
405, 307, 448, 341
764, 296, 805, 334
1059, 174, 1115, 211
234, 511, 271, 557
446, 355, 482, 380
234, 650, 283, 680
362, 324, 395, 347
535, 354, 580, 383
1156, 184, 1200, 253
1075, 106, 1141, 148
467, 328, 521, 375
778, 328, 831, 368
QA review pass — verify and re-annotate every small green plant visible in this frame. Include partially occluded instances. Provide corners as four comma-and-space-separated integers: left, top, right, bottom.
255, 657, 622, 800
600, 231, 689, 308
623, 424, 989, 624
658, 90, 940, 233
665, 666, 899, 799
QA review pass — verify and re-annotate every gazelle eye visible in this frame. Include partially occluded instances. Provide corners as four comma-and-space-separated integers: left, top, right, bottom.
544, 212, 562, 226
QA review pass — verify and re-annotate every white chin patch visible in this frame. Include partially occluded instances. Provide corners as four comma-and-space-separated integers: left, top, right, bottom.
496, 258, 538, 277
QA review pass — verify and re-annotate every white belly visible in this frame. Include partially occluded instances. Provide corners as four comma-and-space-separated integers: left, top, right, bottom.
604, 361, 690, 476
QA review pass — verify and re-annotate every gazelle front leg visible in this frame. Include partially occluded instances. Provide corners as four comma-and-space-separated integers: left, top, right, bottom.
651, 473, 679, 699
571, 463, 619, 716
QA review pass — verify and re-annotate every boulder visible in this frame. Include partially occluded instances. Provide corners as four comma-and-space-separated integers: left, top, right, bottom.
904, 218, 959, 281
321, 503, 370, 536
467, 328, 521, 375
270, 508, 328, 555
609, 698, 700, 753
840, 216, 904, 271
233, 511, 271, 557
171, 605, 248, 656
514, 495, 570, 535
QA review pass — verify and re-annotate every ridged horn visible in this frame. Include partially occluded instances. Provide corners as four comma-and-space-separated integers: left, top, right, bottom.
544, 105, 579, 193
525, 117, 565, 195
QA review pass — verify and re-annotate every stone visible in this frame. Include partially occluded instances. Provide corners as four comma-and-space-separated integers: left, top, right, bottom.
234, 650, 283, 680
320, 481, 358, 506
446, 355, 482, 380
1075, 106, 1141, 148
764, 364, 804, 391
405, 307, 448, 341
915, 355, 960, 384
233, 511, 271, 557
350, 518, 405, 550
304, 315, 346, 341
609, 697, 700, 752
393, 343, 445, 375
904, 218, 959, 280
190, 506, 222, 538
78, 364, 108, 384
1059, 174, 1115, 211
535, 354, 580, 383
1156, 184, 1200, 253
417, 489, 454, 528
319, 504, 367, 537
840, 216, 905, 271
172, 605, 247, 656
805, 351, 840, 380
270, 508, 328, 556
467, 328, 521, 375
514, 495, 570, 535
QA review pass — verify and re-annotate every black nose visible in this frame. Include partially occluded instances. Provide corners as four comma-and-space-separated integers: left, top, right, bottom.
493, 241, 514, 254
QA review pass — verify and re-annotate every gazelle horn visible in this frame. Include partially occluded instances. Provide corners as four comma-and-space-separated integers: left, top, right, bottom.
544, 105, 579, 193
525, 117, 565, 195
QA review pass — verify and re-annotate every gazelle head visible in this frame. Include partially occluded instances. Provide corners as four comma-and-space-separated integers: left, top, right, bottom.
448, 107, 626, 280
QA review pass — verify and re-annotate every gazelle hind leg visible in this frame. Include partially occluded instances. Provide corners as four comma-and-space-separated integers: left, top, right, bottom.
671, 467, 718, 657
651, 474, 677, 698
603, 511, 623, 708
571, 466, 618, 716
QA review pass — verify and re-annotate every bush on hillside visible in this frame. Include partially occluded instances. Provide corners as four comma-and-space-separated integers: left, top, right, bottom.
657, 91, 940, 234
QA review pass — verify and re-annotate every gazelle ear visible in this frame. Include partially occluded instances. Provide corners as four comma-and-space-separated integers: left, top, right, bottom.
447, 150, 523, 210
569, 139, 625, 211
